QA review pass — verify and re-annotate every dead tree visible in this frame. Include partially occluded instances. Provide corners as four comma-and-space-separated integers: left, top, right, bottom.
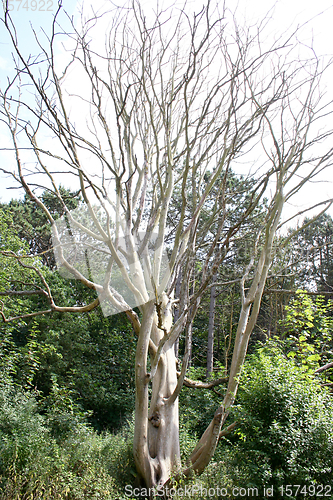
1, 0, 333, 491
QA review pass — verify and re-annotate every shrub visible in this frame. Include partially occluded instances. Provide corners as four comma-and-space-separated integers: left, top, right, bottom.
0, 374, 132, 499
224, 346, 333, 495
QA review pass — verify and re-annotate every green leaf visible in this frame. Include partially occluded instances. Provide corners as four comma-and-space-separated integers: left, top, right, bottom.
306, 354, 320, 362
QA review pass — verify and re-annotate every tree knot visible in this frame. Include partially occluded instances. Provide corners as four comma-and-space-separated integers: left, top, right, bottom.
148, 411, 161, 427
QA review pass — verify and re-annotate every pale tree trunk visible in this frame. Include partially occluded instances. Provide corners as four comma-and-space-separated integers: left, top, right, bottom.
182, 190, 285, 477
133, 296, 180, 489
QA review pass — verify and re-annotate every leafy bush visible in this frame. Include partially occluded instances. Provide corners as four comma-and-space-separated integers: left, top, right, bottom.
0, 306, 136, 432
224, 345, 333, 495
0, 373, 136, 499
278, 290, 333, 375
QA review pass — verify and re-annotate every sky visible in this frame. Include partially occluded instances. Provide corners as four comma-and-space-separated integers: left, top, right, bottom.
0, 0, 333, 225
0, 0, 78, 200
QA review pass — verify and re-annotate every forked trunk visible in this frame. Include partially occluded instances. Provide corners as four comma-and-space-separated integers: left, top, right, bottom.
133, 298, 181, 491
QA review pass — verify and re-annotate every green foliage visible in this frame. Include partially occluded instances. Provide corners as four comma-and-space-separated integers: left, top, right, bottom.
1, 193, 137, 432
0, 307, 136, 432
224, 345, 333, 494
279, 290, 333, 375
0, 209, 56, 322
43, 374, 90, 441
0, 369, 138, 499
179, 366, 221, 437
0, 377, 114, 499
3, 192, 333, 497
38, 310, 136, 431
178, 415, 200, 465
288, 214, 333, 292
0, 208, 34, 298
0, 188, 81, 268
